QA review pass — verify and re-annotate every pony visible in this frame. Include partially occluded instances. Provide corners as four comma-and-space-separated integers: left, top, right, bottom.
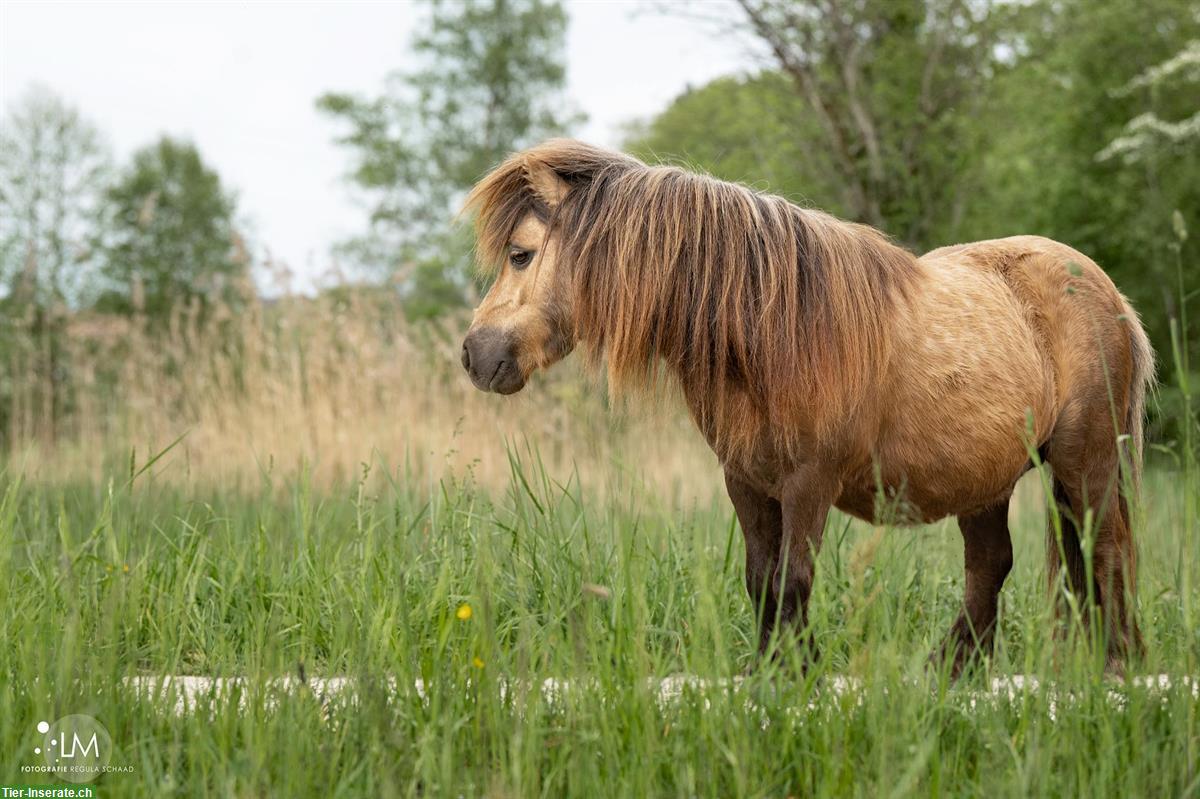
460, 139, 1153, 675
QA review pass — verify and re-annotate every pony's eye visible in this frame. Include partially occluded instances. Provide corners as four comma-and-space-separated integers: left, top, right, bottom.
509, 249, 533, 270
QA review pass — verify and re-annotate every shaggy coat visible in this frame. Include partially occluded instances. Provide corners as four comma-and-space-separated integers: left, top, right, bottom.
462, 139, 1153, 674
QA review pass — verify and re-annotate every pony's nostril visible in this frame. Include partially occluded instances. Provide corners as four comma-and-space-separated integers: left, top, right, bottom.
462, 328, 521, 393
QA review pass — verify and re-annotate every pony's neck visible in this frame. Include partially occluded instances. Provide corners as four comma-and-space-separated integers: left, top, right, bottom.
567, 168, 920, 464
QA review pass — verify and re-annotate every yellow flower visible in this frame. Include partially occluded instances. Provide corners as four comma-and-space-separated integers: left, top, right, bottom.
456, 603, 472, 621
472, 656, 485, 669
122, 564, 130, 573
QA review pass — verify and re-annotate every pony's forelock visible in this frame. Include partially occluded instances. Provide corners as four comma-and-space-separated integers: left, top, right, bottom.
462, 139, 642, 276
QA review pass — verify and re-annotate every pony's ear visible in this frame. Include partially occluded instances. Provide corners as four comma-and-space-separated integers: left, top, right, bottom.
525, 161, 571, 208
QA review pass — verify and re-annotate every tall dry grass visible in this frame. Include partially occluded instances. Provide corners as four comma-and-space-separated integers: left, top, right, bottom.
2, 288, 723, 501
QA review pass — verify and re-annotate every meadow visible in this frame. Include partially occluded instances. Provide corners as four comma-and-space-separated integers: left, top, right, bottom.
1, 294, 1198, 797
2, 0, 1196, 791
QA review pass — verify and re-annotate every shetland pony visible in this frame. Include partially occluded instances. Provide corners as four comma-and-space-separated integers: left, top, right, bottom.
460, 139, 1153, 675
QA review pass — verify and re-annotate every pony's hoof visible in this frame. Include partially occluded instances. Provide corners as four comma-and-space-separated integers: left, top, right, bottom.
928, 638, 985, 682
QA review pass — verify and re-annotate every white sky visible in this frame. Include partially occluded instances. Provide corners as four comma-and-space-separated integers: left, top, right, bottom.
0, 0, 753, 288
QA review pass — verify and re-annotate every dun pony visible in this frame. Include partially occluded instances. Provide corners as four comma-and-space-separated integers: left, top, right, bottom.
461, 139, 1154, 676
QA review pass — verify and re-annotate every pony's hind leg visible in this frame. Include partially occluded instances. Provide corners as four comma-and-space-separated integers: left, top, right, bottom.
1045, 418, 1143, 670
934, 498, 1014, 678
1046, 479, 1089, 625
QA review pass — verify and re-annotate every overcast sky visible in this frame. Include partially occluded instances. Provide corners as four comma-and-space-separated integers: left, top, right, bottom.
0, 0, 754, 288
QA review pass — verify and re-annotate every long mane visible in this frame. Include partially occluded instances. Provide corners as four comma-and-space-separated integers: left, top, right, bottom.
465, 139, 922, 464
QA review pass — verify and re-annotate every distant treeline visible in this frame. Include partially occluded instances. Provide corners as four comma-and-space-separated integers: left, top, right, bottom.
1, 0, 1196, 453
626, 1, 1198, 366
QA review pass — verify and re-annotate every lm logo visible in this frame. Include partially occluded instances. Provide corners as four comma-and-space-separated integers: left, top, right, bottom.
34, 715, 112, 784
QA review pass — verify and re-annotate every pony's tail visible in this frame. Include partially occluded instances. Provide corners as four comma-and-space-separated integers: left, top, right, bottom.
1122, 299, 1155, 495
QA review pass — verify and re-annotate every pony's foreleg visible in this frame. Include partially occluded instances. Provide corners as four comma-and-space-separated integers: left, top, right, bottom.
724, 471, 783, 655
934, 498, 1014, 677
774, 469, 839, 662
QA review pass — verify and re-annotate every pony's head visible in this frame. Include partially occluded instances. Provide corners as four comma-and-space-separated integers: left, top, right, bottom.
459, 174, 568, 395
460, 140, 639, 394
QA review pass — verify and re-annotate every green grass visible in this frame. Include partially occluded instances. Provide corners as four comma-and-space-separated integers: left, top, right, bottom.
1, 452, 1197, 798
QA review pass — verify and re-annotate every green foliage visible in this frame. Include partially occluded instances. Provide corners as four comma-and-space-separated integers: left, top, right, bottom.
1096, 41, 1200, 164
958, 0, 1199, 365
635, 0, 1198, 436
626, 73, 832, 207
95, 137, 247, 321
318, 0, 577, 318
0, 88, 111, 447
709, 0, 1003, 247
0, 85, 110, 309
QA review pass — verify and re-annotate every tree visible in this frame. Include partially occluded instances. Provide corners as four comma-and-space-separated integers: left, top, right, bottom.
723, 0, 1006, 248
0, 85, 110, 309
318, 0, 577, 318
647, 0, 1195, 365
1096, 40, 1200, 165
0, 86, 111, 445
625, 73, 835, 209
956, 0, 1198, 363
96, 137, 248, 320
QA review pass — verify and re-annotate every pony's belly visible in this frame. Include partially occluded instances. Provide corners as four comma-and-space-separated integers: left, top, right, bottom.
834, 448, 1030, 524
843, 420, 1035, 523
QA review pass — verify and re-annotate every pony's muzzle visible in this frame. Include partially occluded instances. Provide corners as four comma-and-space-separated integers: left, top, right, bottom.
462, 327, 525, 395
